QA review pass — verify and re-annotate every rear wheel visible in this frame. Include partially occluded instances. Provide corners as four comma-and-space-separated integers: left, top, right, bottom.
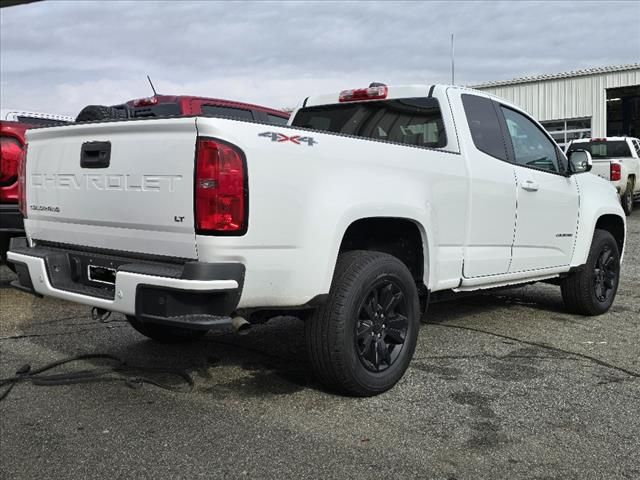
560, 229, 620, 316
0, 234, 16, 273
621, 179, 634, 216
305, 251, 420, 396
126, 315, 207, 343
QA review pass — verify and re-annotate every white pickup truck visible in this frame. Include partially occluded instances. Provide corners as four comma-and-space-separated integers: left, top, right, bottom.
566, 137, 640, 215
8, 84, 626, 396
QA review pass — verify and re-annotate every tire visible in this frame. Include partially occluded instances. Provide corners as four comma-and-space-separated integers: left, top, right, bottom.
0, 234, 16, 273
620, 179, 634, 216
126, 315, 207, 343
75, 105, 126, 123
561, 229, 621, 316
305, 250, 420, 396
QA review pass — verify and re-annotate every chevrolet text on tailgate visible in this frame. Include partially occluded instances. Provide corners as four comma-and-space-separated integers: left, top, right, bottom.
8, 84, 626, 396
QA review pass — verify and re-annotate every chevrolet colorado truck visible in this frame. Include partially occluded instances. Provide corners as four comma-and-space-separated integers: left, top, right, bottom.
1, 110, 73, 266
7, 84, 626, 396
566, 137, 640, 215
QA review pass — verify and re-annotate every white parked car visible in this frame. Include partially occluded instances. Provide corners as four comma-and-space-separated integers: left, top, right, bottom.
566, 137, 640, 215
8, 84, 626, 396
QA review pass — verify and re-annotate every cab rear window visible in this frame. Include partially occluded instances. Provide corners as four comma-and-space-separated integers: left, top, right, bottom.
200, 105, 254, 121
292, 98, 447, 149
567, 141, 632, 159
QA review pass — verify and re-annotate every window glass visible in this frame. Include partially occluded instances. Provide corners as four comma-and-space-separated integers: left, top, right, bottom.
540, 118, 591, 151
130, 103, 180, 119
566, 140, 632, 159
200, 105, 254, 121
292, 98, 447, 149
461, 94, 508, 161
267, 114, 288, 125
541, 120, 565, 132
501, 107, 559, 173
633, 140, 640, 156
566, 119, 591, 130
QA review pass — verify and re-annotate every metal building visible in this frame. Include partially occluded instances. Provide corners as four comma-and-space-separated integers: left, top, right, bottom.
473, 63, 640, 149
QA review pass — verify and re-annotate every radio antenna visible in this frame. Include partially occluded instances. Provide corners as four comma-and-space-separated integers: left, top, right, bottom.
450, 33, 455, 85
147, 75, 158, 96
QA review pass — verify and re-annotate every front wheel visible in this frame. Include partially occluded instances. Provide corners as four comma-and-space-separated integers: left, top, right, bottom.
126, 316, 207, 343
305, 251, 420, 396
621, 179, 634, 216
560, 229, 621, 316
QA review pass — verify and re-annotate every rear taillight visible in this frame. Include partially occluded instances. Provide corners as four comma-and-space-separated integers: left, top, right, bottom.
339, 85, 388, 102
0, 136, 22, 186
610, 163, 621, 181
18, 143, 27, 217
195, 138, 247, 234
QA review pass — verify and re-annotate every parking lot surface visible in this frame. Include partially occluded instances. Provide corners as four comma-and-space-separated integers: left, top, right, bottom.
1, 214, 638, 480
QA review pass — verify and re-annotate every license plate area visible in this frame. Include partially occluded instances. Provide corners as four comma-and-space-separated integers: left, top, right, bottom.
88, 265, 116, 285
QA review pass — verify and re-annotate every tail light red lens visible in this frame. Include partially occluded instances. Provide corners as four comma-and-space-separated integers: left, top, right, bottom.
0, 136, 22, 185
610, 163, 621, 181
18, 143, 28, 217
195, 138, 247, 234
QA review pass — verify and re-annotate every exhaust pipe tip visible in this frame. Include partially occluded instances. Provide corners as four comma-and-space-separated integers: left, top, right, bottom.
231, 316, 251, 335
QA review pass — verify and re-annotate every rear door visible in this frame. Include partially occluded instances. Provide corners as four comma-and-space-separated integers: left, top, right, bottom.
24, 117, 198, 259
460, 94, 517, 278
500, 106, 579, 272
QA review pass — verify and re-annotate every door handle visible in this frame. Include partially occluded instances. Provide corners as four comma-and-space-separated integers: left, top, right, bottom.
521, 180, 539, 192
80, 141, 111, 169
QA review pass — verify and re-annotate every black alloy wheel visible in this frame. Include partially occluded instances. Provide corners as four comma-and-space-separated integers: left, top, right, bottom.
561, 229, 620, 316
305, 250, 420, 396
355, 280, 409, 372
592, 244, 617, 304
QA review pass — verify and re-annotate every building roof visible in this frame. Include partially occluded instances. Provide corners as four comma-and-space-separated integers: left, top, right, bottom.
472, 63, 640, 89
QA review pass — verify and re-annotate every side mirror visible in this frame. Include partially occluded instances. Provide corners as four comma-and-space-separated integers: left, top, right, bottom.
568, 149, 592, 174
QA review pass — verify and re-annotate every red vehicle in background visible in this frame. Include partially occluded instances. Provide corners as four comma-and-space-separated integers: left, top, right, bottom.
76, 94, 290, 124
1, 111, 74, 266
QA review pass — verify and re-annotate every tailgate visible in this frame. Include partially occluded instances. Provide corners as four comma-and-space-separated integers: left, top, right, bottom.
24, 117, 198, 259
590, 159, 610, 181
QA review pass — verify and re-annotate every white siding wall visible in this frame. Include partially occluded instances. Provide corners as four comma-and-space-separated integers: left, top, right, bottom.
475, 68, 640, 137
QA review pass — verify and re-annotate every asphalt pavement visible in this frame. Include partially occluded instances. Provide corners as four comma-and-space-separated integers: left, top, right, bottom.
1, 214, 638, 480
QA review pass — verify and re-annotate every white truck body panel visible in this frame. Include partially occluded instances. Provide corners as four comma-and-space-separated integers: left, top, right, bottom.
24, 118, 199, 259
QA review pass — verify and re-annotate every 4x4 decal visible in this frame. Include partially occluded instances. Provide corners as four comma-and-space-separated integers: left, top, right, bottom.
259, 132, 317, 146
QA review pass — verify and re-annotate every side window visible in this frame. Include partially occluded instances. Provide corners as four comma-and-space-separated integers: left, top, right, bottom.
267, 114, 288, 125
633, 140, 640, 157
500, 107, 560, 173
200, 105, 254, 121
461, 94, 508, 161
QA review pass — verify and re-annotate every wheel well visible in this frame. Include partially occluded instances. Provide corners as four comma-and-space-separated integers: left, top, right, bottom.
339, 218, 425, 285
595, 214, 625, 253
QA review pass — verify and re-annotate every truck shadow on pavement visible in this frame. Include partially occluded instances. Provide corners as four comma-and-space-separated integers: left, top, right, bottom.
1, 263, 608, 400
107, 286, 570, 398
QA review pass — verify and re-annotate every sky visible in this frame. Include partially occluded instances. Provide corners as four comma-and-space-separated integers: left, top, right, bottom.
1, 0, 639, 117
